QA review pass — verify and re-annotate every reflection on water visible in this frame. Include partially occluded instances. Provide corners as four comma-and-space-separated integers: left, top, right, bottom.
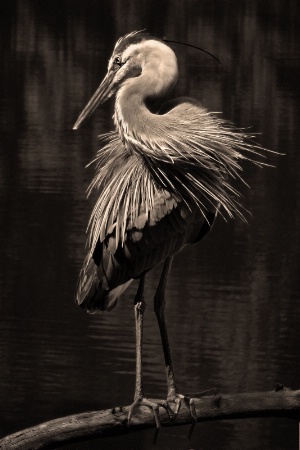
1, 1, 300, 449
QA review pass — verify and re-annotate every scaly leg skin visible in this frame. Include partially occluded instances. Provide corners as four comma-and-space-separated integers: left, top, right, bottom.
127, 275, 173, 437
154, 257, 217, 439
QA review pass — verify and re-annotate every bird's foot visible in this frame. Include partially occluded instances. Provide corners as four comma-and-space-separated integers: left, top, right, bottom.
128, 396, 174, 441
167, 388, 218, 439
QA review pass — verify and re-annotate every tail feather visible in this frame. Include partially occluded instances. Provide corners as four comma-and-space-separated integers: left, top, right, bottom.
76, 250, 133, 313
76, 257, 97, 306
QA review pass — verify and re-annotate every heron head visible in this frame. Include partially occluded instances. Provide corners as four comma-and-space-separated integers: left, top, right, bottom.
73, 31, 177, 129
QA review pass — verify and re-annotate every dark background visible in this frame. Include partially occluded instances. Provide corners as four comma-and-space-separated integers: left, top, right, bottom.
0, 1, 299, 449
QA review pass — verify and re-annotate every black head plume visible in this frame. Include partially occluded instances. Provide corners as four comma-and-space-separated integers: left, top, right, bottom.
163, 39, 221, 64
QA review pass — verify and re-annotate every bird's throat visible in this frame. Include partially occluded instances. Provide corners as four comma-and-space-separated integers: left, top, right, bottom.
114, 86, 151, 144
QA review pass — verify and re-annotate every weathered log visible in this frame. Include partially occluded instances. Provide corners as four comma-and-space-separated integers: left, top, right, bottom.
1, 387, 300, 450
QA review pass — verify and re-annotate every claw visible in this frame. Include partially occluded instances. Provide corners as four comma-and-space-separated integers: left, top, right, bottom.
128, 397, 157, 425
128, 397, 172, 428
173, 396, 182, 418
192, 388, 218, 397
167, 389, 218, 439
168, 394, 197, 438
161, 401, 175, 421
187, 398, 197, 440
170, 393, 190, 420
128, 396, 175, 445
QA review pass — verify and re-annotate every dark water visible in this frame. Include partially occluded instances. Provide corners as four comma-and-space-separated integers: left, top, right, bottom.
1, 1, 300, 449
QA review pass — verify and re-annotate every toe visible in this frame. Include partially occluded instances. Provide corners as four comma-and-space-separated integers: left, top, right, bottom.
128, 397, 172, 428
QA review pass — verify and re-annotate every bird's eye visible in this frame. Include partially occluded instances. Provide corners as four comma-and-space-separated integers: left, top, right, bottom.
114, 56, 122, 66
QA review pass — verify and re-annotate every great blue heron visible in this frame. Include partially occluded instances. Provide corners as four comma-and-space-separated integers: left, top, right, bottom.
73, 31, 267, 429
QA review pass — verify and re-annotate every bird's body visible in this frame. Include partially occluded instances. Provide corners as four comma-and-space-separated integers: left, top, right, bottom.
73, 30, 268, 426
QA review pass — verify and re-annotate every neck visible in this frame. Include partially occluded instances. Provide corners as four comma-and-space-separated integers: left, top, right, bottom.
114, 41, 178, 142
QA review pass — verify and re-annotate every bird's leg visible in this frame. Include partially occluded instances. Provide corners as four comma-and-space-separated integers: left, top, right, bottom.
133, 274, 146, 401
154, 256, 198, 430
154, 257, 178, 400
128, 275, 172, 430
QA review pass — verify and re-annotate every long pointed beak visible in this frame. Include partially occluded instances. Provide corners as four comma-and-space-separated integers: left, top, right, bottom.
73, 72, 114, 130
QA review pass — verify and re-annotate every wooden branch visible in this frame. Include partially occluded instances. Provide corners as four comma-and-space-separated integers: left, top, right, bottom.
1, 387, 300, 450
